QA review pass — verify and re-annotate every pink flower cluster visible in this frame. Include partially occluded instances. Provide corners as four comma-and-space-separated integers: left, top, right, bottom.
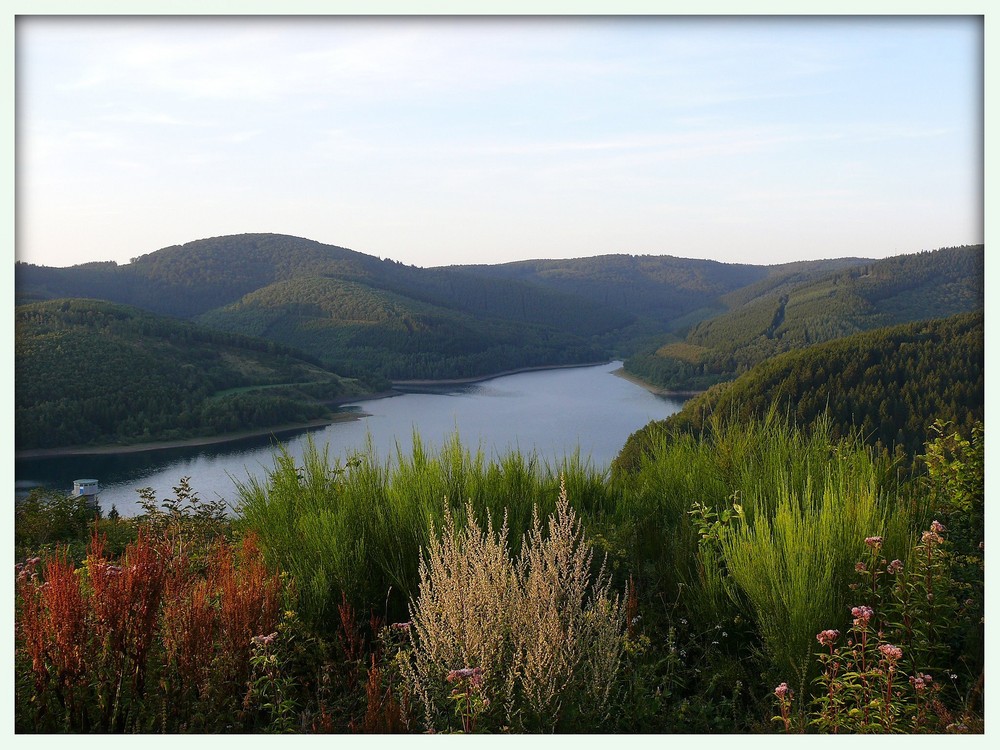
15, 557, 42, 583
390, 621, 412, 632
250, 631, 278, 647
864, 536, 884, 550
921, 522, 946, 547
851, 605, 874, 627
878, 643, 903, 662
909, 673, 933, 692
773, 682, 791, 700
447, 666, 485, 689
887, 559, 904, 575
816, 629, 840, 647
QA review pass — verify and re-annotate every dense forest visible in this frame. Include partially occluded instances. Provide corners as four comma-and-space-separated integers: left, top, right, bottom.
14, 234, 984, 451
616, 311, 984, 472
195, 275, 608, 380
15, 299, 375, 450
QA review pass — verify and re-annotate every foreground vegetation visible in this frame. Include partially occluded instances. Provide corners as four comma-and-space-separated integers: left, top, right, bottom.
15, 417, 983, 733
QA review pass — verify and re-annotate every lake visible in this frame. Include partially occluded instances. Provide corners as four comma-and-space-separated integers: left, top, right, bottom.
15, 361, 686, 516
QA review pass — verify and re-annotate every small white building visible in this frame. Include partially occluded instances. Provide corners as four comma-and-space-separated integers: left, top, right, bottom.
72, 479, 100, 511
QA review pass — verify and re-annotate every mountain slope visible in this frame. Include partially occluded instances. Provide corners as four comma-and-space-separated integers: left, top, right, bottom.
15, 298, 372, 450
615, 311, 984, 472
624, 245, 983, 390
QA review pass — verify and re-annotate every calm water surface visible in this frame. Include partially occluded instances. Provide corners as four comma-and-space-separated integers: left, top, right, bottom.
16, 362, 686, 516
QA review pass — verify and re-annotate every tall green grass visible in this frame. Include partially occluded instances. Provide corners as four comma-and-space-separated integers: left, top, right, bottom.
236, 413, 916, 697
610, 410, 913, 687
234, 433, 609, 630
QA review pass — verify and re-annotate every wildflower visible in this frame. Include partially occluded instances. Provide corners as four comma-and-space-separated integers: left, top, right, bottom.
865, 536, 883, 550
909, 673, 933, 692
816, 629, 840, 647
774, 682, 791, 700
921, 530, 944, 546
251, 631, 278, 647
878, 644, 903, 661
446, 666, 484, 685
851, 605, 874, 626
855, 561, 867, 573
887, 559, 904, 575
390, 621, 412, 632
930, 520, 946, 533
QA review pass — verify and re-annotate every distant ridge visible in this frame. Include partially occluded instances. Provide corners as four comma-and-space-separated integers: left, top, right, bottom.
15, 233, 982, 386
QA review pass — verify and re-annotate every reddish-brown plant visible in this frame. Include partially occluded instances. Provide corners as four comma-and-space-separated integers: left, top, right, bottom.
17, 551, 89, 728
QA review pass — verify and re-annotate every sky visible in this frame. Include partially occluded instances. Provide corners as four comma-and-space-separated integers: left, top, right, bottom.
15, 15, 984, 269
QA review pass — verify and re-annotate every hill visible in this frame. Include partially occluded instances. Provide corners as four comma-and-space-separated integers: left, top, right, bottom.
615, 311, 984, 472
15, 299, 374, 450
15, 234, 982, 388
195, 274, 607, 379
16, 234, 628, 378
623, 245, 983, 390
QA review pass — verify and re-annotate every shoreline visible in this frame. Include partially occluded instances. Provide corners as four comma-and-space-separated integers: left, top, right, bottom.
610, 366, 703, 399
15, 362, 616, 460
390, 360, 611, 389
14, 413, 367, 460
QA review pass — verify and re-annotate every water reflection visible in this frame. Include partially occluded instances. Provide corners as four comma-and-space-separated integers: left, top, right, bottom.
16, 362, 686, 517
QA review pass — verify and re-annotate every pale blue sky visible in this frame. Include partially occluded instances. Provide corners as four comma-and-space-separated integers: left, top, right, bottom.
16, 15, 983, 268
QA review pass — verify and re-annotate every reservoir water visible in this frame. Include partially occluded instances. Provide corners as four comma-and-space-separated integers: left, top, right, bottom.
15, 361, 686, 516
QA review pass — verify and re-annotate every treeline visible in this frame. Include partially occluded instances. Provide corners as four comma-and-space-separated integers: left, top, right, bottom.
617, 311, 983, 471
15, 299, 368, 449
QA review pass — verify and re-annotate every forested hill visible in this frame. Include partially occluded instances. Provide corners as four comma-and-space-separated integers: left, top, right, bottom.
14, 233, 630, 337
624, 244, 983, 391
14, 234, 982, 384
15, 232, 872, 381
15, 299, 373, 451
15, 234, 628, 378
454, 254, 866, 330
615, 311, 984, 472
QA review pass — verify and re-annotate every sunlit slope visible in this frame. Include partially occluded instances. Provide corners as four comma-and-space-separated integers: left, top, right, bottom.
624, 245, 983, 390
